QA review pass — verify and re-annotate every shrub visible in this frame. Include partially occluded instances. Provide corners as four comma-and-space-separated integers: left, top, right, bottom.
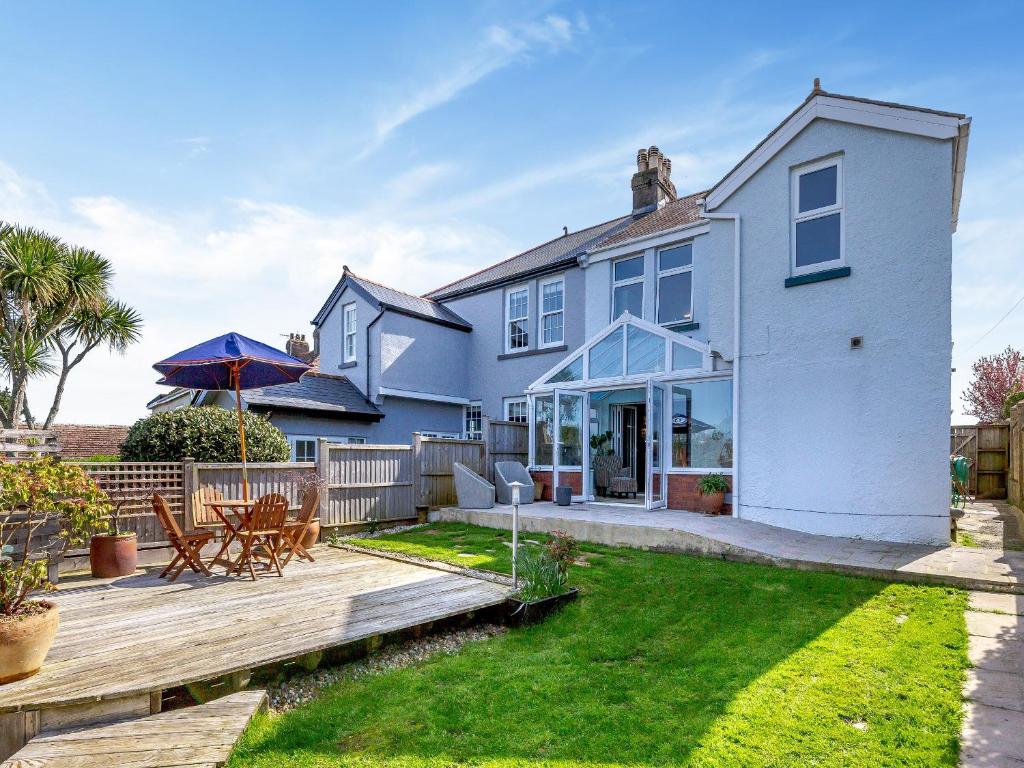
120, 406, 290, 463
545, 529, 579, 574
698, 472, 729, 495
1, 459, 110, 615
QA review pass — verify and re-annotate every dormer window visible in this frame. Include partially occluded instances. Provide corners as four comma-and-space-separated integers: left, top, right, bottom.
791, 156, 844, 276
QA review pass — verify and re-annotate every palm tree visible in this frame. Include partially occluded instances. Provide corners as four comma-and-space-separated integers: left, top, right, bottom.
0, 224, 120, 429
41, 299, 143, 428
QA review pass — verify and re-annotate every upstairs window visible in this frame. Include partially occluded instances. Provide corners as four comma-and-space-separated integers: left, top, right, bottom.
465, 402, 483, 440
792, 156, 844, 276
657, 243, 693, 326
612, 255, 644, 319
343, 303, 357, 362
506, 286, 529, 352
540, 277, 564, 347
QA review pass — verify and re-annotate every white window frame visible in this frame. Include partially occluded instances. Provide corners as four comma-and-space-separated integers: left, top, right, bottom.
655, 242, 694, 328
420, 430, 461, 439
504, 284, 530, 353
464, 401, 483, 440
343, 302, 357, 363
504, 397, 528, 423
289, 435, 318, 463
611, 254, 645, 321
539, 275, 565, 348
791, 155, 844, 277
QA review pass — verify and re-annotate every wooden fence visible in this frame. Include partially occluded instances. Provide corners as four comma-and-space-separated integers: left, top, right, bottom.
414, 434, 486, 508
485, 418, 528, 482
1, 428, 61, 459
319, 441, 415, 529
189, 461, 316, 526
1010, 404, 1024, 506
951, 424, 1009, 499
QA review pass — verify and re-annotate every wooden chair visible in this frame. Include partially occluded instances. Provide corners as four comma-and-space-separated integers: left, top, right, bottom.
152, 494, 214, 581
279, 488, 320, 568
190, 486, 227, 533
234, 494, 288, 581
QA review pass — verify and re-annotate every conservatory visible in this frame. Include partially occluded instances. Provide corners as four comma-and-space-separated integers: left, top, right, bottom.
525, 313, 734, 511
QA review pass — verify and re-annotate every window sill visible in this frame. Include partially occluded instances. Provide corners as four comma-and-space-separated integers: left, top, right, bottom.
784, 266, 851, 288
339, 361, 357, 370
665, 321, 700, 332
497, 345, 567, 361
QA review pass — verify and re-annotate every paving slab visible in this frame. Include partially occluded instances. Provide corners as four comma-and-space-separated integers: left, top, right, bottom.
972, 592, 1024, 615
969, 635, 1024, 674
965, 668, 1024, 712
968, 611, 1023, 640
961, 702, 1024, 767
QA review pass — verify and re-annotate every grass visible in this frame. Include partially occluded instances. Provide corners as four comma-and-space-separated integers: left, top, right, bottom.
230, 523, 968, 768
957, 530, 980, 547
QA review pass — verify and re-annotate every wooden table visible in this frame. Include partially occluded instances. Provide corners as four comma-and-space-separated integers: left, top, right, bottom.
204, 499, 299, 575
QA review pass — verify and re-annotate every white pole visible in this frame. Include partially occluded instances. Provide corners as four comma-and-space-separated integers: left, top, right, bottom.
510, 481, 522, 590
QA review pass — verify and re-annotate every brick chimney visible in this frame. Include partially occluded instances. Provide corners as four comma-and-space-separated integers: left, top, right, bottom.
632, 145, 677, 214
286, 332, 312, 361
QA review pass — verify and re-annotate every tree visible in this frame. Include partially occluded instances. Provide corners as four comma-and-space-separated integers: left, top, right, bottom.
120, 407, 290, 463
41, 299, 142, 428
0, 223, 141, 428
962, 346, 1024, 422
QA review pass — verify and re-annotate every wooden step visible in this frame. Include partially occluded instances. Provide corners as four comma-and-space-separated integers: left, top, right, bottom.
0, 690, 266, 768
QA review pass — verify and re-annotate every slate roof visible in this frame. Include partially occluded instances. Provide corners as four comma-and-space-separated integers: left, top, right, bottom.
53, 424, 130, 458
313, 270, 471, 330
243, 373, 383, 420
424, 215, 633, 301
593, 191, 708, 251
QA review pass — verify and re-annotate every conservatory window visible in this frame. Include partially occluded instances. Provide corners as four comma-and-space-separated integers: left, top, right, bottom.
626, 324, 665, 376
546, 356, 582, 384
671, 380, 733, 469
558, 392, 584, 467
672, 343, 704, 371
534, 395, 554, 466
588, 326, 624, 379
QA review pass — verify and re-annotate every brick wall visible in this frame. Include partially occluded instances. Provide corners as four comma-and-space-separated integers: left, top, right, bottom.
530, 470, 582, 501
667, 473, 732, 514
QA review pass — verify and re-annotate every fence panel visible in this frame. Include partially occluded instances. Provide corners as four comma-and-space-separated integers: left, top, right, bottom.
72, 462, 185, 547
1010, 404, 1024, 506
486, 420, 528, 483
1, 429, 61, 460
192, 462, 315, 522
320, 442, 415, 527
414, 435, 486, 507
951, 424, 1009, 499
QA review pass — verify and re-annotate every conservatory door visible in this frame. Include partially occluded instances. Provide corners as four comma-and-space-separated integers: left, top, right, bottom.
552, 389, 587, 502
646, 381, 667, 510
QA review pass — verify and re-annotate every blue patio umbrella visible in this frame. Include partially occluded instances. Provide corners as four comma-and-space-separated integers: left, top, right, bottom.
154, 332, 311, 500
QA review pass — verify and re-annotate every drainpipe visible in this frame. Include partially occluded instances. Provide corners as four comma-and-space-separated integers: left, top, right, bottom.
700, 209, 741, 517
366, 309, 385, 399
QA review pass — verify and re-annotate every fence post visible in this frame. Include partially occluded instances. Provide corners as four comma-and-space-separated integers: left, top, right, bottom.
182, 457, 196, 529
318, 438, 330, 522
481, 416, 492, 482
412, 433, 423, 507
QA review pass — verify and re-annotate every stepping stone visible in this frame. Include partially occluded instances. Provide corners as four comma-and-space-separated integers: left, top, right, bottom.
1, 690, 267, 768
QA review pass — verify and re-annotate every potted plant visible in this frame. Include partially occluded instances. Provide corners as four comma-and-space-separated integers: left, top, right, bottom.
88, 474, 139, 578
507, 530, 579, 626
1, 459, 108, 683
697, 472, 729, 515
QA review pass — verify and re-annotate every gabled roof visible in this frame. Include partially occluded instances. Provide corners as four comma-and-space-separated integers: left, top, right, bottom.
703, 84, 970, 229
312, 269, 472, 331
243, 372, 383, 421
591, 191, 707, 252
145, 387, 196, 410
424, 215, 633, 301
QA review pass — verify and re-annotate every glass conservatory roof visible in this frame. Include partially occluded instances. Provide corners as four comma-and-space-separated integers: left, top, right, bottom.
531, 313, 712, 391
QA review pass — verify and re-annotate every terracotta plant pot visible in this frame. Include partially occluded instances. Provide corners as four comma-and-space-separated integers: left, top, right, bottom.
0, 600, 59, 684
90, 533, 138, 578
300, 520, 320, 549
700, 491, 726, 515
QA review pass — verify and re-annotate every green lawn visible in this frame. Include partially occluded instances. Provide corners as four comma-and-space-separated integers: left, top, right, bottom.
230, 523, 968, 768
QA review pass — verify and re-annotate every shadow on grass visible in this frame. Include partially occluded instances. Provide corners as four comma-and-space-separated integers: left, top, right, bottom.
230, 523, 967, 768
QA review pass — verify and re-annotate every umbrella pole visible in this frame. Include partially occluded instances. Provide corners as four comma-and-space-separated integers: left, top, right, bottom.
233, 366, 249, 502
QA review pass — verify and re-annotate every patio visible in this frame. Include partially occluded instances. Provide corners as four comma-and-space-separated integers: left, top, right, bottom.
0, 546, 510, 758
435, 500, 1024, 593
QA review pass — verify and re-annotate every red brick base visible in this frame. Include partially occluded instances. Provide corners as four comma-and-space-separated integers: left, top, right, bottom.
529, 470, 582, 501
667, 473, 732, 514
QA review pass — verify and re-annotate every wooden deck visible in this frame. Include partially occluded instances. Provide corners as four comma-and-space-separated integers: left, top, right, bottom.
0, 546, 509, 718
1, 690, 267, 768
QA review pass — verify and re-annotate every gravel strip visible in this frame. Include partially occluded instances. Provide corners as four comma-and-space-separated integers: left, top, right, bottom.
265, 623, 506, 712
338, 523, 429, 540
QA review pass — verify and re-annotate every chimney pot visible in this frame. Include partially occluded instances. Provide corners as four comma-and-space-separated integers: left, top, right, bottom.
285, 332, 312, 360
637, 148, 649, 172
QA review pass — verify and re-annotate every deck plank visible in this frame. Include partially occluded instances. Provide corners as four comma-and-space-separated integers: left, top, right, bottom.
0, 548, 509, 713
0, 690, 266, 768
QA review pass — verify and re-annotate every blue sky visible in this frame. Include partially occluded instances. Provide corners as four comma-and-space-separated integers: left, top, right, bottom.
1, 0, 1021, 424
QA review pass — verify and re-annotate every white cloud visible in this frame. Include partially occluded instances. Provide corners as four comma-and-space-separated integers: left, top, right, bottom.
0, 161, 513, 425
361, 13, 588, 158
